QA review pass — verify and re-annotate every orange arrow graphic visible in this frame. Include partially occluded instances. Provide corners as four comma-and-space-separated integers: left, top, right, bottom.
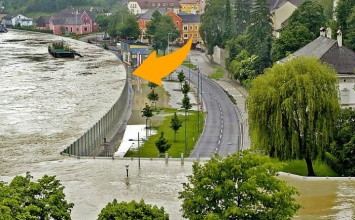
133, 38, 192, 86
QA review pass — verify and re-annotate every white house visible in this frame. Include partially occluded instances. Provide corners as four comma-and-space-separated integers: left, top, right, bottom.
12, 14, 33, 27
125, 0, 181, 15
278, 28, 355, 108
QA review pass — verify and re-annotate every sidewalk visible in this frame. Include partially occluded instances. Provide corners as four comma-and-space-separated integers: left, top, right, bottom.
188, 50, 250, 149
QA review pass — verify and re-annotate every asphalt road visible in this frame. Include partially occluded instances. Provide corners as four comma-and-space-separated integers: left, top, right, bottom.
177, 66, 241, 158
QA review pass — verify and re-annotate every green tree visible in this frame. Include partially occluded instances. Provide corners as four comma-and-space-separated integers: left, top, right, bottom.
170, 112, 182, 142
327, 108, 355, 176
118, 13, 141, 40
177, 70, 186, 89
246, 57, 340, 176
141, 103, 153, 136
152, 15, 180, 55
107, 5, 129, 38
146, 10, 163, 42
223, 0, 235, 43
345, 6, 355, 50
271, 24, 315, 62
148, 89, 159, 110
148, 82, 158, 90
98, 199, 169, 220
335, 0, 355, 44
286, 0, 326, 36
155, 132, 171, 154
0, 172, 74, 219
95, 14, 109, 33
181, 94, 192, 111
246, 0, 273, 74
179, 151, 300, 219
200, 0, 224, 54
234, 0, 252, 36
181, 80, 190, 95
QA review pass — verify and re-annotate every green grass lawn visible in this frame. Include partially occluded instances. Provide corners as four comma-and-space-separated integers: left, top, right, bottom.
125, 109, 205, 158
208, 66, 224, 79
182, 61, 197, 70
270, 158, 338, 177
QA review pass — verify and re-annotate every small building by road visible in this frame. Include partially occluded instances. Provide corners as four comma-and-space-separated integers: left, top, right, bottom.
121, 40, 149, 67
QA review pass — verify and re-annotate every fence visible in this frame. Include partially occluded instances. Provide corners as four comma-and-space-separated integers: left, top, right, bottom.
61, 78, 129, 156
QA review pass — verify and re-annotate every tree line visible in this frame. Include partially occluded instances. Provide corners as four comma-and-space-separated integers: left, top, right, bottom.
201, 0, 354, 88
0, 151, 301, 219
2, 0, 120, 13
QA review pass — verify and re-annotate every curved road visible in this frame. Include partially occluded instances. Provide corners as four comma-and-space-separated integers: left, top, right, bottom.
177, 65, 241, 158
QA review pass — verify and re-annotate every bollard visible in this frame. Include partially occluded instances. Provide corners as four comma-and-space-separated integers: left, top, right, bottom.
165, 153, 168, 164
181, 153, 184, 165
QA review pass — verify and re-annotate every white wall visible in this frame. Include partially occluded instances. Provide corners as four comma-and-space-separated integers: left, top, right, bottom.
338, 75, 355, 108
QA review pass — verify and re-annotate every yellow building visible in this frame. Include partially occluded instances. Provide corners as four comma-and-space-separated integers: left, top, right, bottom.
179, 14, 202, 45
180, 0, 200, 14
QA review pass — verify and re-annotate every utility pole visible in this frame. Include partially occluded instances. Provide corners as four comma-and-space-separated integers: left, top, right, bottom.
197, 70, 200, 132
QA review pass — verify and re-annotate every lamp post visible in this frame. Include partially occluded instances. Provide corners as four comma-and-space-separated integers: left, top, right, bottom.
167, 33, 172, 54
184, 108, 187, 155
129, 132, 144, 168
125, 164, 129, 177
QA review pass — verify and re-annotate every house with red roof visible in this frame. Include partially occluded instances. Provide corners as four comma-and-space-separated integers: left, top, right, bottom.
49, 9, 99, 35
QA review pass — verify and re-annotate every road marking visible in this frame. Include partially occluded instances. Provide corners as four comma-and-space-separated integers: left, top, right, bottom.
219, 107, 221, 111
220, 129, 223, 133
221, 124, 224, 128
219, 134, 222, 139
218, 140, 220, 144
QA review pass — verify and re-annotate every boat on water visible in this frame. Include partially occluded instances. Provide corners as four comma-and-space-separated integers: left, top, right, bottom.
0, 24, 8, 33
48, 40, 82, 58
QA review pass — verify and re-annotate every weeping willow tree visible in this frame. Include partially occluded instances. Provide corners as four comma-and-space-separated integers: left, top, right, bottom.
246, 57, 340, 176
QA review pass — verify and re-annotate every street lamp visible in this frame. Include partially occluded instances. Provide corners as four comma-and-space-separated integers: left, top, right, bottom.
125, 164, 129, 177
128, 132, 144, 168
167, 33, 172, 54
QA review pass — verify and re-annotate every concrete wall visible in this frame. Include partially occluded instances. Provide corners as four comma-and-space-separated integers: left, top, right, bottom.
62, 78, 129, 156
212, 45, 228, 68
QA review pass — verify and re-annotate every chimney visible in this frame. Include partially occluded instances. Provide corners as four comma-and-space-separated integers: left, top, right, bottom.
337, 30, 342, 47
320, 27, 326, 37
326, 27, 332, 38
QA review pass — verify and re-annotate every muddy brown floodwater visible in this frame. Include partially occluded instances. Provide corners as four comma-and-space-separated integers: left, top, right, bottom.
1, 30, 355, 220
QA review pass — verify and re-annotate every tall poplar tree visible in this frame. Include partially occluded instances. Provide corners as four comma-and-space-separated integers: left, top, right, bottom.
234, 0, 252, 36
336, 0, 355, 44
223, 0, 235, 43
246, 57, 340, 176
200, 0, 224, 54
247, 0, 273, 74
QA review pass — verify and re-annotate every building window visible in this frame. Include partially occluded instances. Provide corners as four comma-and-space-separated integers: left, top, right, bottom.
190, 34, 193, 37
183, 25, 188, 30
158, 3, 160, 6
176, 21, 179, 26
169, 3, 174, 6
195, 33, 198, 37
152, 3, 155, 6
190, 25, 193, 30
184, 34, 188, 38
84, 27, 88, 31
195, 25, 198, 30
163, 3, 166, 6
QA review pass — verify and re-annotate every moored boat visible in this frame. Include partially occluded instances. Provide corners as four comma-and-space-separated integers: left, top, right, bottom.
48, 40, 82, 58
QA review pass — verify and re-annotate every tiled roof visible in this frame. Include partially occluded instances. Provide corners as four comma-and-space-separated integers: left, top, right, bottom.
178, 13, 200, 23
137, 8, 168, 19
269, 0, 305, 12
136, 0, 181, 9
85, 10, 99, 20
279, 36, 355, 74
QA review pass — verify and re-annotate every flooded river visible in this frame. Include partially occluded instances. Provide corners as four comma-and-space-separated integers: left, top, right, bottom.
0, 30, 355, 219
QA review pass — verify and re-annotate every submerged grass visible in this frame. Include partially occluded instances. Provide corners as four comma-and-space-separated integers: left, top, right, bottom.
125, 109, 205, 158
